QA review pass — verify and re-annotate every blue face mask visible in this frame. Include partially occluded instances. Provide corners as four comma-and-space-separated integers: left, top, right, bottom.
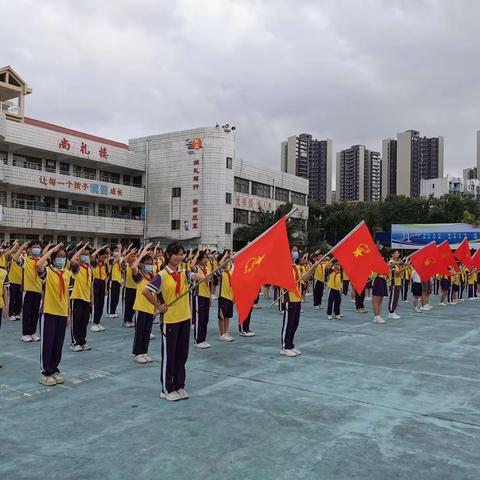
80, 255, 90, 264
31, 247, 41, 257
54, 257, 66, 269
144, 264, 153, 273
292, 251, 299, 261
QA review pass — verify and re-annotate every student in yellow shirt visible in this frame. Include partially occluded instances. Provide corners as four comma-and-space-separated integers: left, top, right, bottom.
142, 242, 204, 401
216, 251, 234, 342
107, 243, 123, 319
313, 253, 329, 309
191, 250, 212, 348
7, 244, 23, 321
122, 249, 138, 328
36, 243, 72, 386
13, 240, 43, 342
467, 268, 476, 300
69, 244, 93, 351
327, 262, 343, 320
0, 266, 9, 368
90, 245, 109, 332
281, 252, 316, 357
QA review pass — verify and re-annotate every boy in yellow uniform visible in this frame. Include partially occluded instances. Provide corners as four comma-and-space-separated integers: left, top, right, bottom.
36, 243, 72, 386
327, 262, 343, 320
192, 250, 212, 348
313, 255, 329, 309
0, 266, 9, 368
216, 251, 235, 342
90, 246, 109, 331
8, 250, 23, 321
13, 241, 43, 342
123, 249, 138, 328
107, 244, 123, 318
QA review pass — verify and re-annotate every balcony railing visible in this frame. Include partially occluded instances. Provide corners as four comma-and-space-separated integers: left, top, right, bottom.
0, 102, 20, 114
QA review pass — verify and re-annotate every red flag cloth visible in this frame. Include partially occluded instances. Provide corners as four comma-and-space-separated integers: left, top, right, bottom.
437, 241, 459, 273
331, 222, 389, 294
471, 249, 480, 269
231, 217, 297, 324
454, 238, 473, 269
409, 242, 442, 282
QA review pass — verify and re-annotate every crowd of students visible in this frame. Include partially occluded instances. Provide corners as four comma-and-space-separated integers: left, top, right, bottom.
0, 240, 477, 401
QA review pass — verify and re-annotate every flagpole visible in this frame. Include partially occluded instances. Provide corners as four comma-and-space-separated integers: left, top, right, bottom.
265, 220, 368, 309
165, 207, 298, 307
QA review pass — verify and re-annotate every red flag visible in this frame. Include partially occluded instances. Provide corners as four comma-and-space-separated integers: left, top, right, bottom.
231, 217, 297, 324
331, 222, 389, 294
471, 249, 480, 269
436, 241, 457, 274
454, 238, 473, 269
409, 242, 442, 282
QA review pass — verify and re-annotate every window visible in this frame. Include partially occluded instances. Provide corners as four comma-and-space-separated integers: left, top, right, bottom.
133, 176, 142, 188
252, 181, 271, 198
100, 170, 120, 184
171, 220, 180, 230
225, 222, 231, 235
250, 211, 261, 224
172, 187, 181, 198
225, 192, 232, 204
45, 159, 56, 173
226, 157, 233, 169
0, 151, 8, 165
13, 155, 42, 171
234, 208, 249, 225
234, 177, 249, 194
60, 162, 70, 175
291, 192, 306, 205
123, 174, 131, 186
275, 187, 289, 202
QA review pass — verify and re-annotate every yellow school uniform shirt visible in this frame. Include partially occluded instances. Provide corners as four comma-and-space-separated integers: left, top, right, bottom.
42, 267, 72, 317
133, 273, 155, 314
287, 264, 302, 302
219, 270, 234, 301
328, 272, 342, 291
9, 259, 23, 285
314, 263, 326, 282
0, 268, 8, 308
23, 256, 42, 293
92, 261, 107, 281
393, 266, 402, 287
197, 264, 211, 298
71, 264, 92, 302
125, 265, 137, 289
110, 261, 122, 282
0, 255, 6, 268
467, 271, 475, 285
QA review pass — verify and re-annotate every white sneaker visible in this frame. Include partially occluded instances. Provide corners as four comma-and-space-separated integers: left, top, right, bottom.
388, 313, 400, 319
53, 373, 64, 384
424, 304, 433, 310
373, 316, 386, 324
211, 295, 218, 300
194, 342, 211, 349
144, 355, 153, 363
419, 306, 428, 311
30, 333, 40, 342
177, 388, 189, 400
244, 331, 256, 337
21, 335, 32, 342
314, 306, 320, 310
9, 315, 16, 321
82, 344, 92, 351
123, 321, 134, 328
280, 348, 297, 357
160, 390, 181, 401
135, 355, 148, 364
112, 313, 119, 318
150, 333, 156, 340
335, 315, 342, 320
106, 313, 116, 318
225, 333, 234, 342
239, 331, 249, 337
292, 348, 302, 355
70, 344, 83, 352
219, 334, 227, 341
438, 302, 447, 306
39, 375, 56, 386
415, 306, 421, 312
327, 315, 333, 320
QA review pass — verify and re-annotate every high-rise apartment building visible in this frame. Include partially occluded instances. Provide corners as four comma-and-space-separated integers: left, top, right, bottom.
382, 130, 444, 198
281, 134, 332, 205
335, 145, 382, 202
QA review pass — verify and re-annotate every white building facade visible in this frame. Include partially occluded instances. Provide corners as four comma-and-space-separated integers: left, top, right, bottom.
420, 175, 463, 198
0, 67, 308, 250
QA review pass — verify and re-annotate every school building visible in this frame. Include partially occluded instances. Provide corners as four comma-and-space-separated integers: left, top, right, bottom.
0, 66, 308, 250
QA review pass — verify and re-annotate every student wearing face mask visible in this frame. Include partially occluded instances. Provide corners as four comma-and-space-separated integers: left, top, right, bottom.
0, 264, 9, 368
122, 249, 138, 328
191, 250, 212, 348
90, 246, 109, 332
107, 244, 123, 319
36, 243, 72, 386
131, 244, 156, 364
13, 241, 44, 342
142, 242, 204, 401
327, 262, 343, 320
69, 244, 93, 351
216, 251, 235, 342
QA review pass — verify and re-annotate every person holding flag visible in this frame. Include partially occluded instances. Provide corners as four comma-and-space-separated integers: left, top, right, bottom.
216, 251, 235, 342
326, 262, 343, 320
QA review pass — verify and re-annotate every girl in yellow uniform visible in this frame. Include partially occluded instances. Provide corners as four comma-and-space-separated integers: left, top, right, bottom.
216, 251, 235, 342
142, 242, 204, 401
90, 246, 109, 331
107, 244, 123, 319
122, 250, 138, 328
192, 251, 212, 348
131, 245, 156, 364
0, 266, 9, 368
7, 244, 23, 321
36, 243, 72, 386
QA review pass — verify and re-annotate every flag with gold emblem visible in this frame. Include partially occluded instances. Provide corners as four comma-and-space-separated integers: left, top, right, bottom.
231, 216, 297, 324
409, 241, 443, 281
331, 221, 389, 294
454, 237, 473, 270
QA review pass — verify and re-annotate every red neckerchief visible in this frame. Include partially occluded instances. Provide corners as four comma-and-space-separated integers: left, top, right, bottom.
52, 266, 65, 299
98, 261, 103, 280
333, 272, 340, 285
81, 264, 91, 283
32, 257, 39, 279
167, 268, 181, 296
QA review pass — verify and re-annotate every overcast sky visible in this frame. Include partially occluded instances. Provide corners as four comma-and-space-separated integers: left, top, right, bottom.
1, 0, 479, 177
